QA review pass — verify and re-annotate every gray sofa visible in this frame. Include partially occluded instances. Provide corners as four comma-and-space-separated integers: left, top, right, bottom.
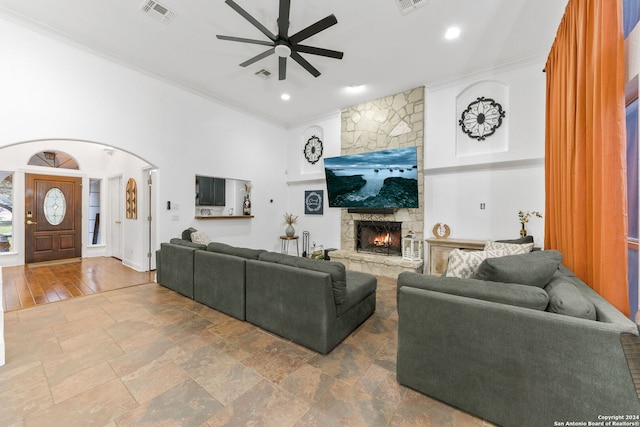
156, 234, 377, 354
396, 250, 640, 427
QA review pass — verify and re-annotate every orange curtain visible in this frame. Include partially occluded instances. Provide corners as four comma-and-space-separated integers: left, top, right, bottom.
545, 0, 629, 316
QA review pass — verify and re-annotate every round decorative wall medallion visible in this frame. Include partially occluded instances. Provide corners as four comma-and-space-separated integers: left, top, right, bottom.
459, 96, 506, 141
304, 135, 323, 164
432, 223, 451, 239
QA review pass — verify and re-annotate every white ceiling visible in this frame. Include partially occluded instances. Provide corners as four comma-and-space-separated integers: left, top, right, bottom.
0, 0, 568, 128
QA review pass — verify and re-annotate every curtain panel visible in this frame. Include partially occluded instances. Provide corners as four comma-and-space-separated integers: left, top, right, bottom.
545, 0, 629, 316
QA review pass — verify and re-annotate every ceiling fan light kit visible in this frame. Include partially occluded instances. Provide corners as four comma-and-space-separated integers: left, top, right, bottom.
216, 0, 344, 81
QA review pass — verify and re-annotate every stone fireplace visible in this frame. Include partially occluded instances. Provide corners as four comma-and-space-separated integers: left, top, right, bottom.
327, 86, 425, 278
356, 221, 402, 256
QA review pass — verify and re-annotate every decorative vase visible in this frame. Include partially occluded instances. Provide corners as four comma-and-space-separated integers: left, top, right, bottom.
285, 224, 295, 237
520, 223, 527, 237
243, 195, 251, 215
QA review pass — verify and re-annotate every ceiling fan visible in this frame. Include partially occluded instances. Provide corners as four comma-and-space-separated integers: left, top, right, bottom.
216, 0, 344, 80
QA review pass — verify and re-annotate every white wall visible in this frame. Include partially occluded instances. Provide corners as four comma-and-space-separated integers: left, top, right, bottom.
285, 113, 342, 253
0, 16, 290, 264
424, 59, 547, 246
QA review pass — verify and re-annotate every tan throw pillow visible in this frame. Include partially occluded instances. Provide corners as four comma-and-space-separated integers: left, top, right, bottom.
190, 230, 212, 245
445, 249, 508, 279
484, 240, 534, 255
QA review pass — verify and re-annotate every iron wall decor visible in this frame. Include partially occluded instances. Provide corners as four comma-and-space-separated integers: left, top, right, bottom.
304, 135, 323, 164
459, 96, 506, 141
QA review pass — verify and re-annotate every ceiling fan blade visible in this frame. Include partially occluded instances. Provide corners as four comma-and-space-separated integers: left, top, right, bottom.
216, 35, 274, 47
279, 56, 287, 80
240, 48, 275, 67
289, 14, 338, 44
224, 0, 277, 42
278, 0, 291, 39
294, 45, 343, 59
290, 51, 320, 78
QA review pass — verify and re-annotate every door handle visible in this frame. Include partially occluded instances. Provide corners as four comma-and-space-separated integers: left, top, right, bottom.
115, 221, 122, 224
26, 220, 38, 225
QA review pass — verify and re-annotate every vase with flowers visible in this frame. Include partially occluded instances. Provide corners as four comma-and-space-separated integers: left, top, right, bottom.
242, 182, 252, 215
284, 213, 298, 237
518, 210, 543, 237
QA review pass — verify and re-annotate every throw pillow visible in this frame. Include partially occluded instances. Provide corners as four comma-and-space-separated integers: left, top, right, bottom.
472, 250, 563, 288
484, 240, 534, 255
445, 249, 508, 279
190, 230, 212, 245
182, 227, 197, 241
545, 276, 597, 320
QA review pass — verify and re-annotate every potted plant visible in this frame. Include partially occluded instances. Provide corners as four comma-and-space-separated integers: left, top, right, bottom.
518, 210, 542, 237
284, 213, 298, 237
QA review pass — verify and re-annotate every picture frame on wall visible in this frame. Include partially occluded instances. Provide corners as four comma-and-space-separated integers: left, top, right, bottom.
304, 190, 323, 215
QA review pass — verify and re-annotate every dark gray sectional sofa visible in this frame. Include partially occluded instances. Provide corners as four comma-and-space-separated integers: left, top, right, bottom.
397, 250, 640, 427
155, 234, 377, 354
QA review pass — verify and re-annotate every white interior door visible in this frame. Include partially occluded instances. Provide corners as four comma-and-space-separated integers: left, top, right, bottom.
109, 176, 123, 260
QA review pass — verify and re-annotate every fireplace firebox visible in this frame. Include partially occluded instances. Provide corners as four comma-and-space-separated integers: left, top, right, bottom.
356, 221, 402, 256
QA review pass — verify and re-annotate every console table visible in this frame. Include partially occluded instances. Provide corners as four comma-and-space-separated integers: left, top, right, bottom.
425, 238, 485, 276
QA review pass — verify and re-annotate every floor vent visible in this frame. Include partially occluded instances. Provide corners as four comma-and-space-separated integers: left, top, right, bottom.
139, 0, 176, 24
254, 69, 272, 80
396, 0, 429, 15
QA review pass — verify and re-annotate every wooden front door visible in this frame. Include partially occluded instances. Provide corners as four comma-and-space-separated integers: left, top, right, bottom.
25, 174, 82, 263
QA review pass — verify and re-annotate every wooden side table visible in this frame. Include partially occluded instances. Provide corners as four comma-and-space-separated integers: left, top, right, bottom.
425, 238, 485, 276
280, 236, 299, 256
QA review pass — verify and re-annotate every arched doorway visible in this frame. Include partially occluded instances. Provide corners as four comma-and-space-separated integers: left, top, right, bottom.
0, 139, 158, 271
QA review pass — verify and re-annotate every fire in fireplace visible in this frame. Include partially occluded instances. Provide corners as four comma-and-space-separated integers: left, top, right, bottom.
356, 221, 402, 256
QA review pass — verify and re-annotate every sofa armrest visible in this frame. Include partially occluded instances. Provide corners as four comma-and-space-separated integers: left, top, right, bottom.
397, 286, 640, 427
156, 243, 198, 298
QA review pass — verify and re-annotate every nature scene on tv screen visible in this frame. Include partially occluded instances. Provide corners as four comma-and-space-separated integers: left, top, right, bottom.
324, 147, 419, 208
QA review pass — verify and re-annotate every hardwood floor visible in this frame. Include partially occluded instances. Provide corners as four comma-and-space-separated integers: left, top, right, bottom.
1, 257, 154, 311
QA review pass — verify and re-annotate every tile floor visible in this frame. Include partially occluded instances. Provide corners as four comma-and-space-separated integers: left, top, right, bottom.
1, 276, 497, 426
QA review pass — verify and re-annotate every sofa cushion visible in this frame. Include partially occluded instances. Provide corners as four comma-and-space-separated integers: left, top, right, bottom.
207, 242, 265, 260
338, 271, 377, 316
472, 250, 563, 288
545, 276, 597, 320
445, 249, 509, 279
169, 238, 207, 250
398, 272, 549, 311
191, 230, 212, 245
181, 227, 197, 241
484, 240, 534, 255
259, 252, 347, 305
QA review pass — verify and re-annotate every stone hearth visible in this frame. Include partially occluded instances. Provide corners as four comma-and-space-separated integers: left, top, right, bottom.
328, 249, 423, 279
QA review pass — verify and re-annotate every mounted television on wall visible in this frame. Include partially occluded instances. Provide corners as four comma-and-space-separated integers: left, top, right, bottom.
323, 146, 419, 209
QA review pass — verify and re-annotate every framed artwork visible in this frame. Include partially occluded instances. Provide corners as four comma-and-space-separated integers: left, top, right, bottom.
304, 190, 323, 215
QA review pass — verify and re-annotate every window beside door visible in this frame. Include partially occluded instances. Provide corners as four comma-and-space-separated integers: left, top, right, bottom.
0, 172, 13, 252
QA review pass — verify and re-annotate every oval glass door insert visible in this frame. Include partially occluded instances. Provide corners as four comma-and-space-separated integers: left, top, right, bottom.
44, 187, 66, 225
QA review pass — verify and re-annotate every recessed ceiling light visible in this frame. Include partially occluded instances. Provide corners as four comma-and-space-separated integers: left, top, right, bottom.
281, 93, 291, 101
444, 27, 461, 40
345, 84, 366, 94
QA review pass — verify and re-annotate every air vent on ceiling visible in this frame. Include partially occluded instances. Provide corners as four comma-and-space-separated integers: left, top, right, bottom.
396, 0, 430, 15
139, 0, 176, 24
254, 69, 272, 80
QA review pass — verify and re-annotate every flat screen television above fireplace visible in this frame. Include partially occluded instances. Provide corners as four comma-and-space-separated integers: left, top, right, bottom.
324, 146, 419, 209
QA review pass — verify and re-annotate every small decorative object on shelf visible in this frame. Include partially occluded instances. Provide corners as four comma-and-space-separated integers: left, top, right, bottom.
243, 182, 252, 216
284, 212, 298, 237
432, 223, 451, 239
518, 210, 542, 237
403, 231, 423, 261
